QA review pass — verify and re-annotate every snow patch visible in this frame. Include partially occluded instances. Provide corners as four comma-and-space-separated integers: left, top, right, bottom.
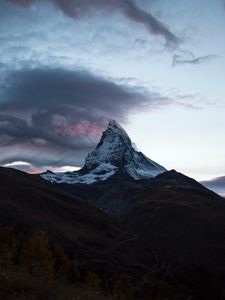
41, 163, 118, 184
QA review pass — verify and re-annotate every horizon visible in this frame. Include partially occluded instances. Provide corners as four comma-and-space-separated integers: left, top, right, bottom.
0, 0, 225, 181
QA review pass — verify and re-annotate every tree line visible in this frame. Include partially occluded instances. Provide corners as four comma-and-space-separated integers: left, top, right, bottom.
0, 226, 224, 300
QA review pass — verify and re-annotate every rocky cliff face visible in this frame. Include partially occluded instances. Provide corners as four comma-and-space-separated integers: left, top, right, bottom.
41, 120, 166, 184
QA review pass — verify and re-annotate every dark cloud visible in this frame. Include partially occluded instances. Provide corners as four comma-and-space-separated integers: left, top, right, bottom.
0, 67, 171, 168
5, 0, 180, 46
172, 52, 216, 67
0, 114, 33, 145
0, 68, 150, 114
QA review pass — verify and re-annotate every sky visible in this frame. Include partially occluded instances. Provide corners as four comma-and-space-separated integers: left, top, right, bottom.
0, 0, 225, 180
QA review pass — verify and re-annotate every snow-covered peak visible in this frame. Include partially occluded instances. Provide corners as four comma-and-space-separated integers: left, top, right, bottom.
41, 120, 167, 184
97, 119, 131, 149
107, 119, 129, 135
83, 120, 132, 172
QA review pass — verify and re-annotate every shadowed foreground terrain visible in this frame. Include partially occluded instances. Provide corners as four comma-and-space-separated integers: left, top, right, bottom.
0, 226, 224, 300
0, 166, 225, 299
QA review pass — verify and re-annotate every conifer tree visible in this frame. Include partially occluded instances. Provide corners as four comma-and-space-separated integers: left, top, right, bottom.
20, 230, 54, 282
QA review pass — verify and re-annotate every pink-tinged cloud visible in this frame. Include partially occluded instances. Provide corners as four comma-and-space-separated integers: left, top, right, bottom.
51, 115, 104, 139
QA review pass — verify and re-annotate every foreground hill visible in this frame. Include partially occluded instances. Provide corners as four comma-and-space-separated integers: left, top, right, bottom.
0, 166, 138, 275
59, 169, 225, 274
123, 171, 225, 272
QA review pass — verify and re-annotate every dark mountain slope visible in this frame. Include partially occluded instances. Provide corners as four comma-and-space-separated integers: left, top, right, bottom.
122, 171, 225, 272
57, 170, 225, 273
0, 166, 137, 274
57, 169, 223, 215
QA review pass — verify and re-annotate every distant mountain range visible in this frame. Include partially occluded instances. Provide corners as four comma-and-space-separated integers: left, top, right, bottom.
201, 176, 225, 197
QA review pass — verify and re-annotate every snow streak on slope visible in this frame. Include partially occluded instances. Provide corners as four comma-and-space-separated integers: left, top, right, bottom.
41, 120, 166, 184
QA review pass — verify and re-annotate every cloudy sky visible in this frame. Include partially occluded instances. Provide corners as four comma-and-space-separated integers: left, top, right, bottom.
0, 0, 224, 180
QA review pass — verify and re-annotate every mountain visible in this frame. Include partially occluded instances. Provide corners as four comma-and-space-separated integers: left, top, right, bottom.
1, 120, 225, 281
41, 120, 166, 184
201, 176, 225, 197
1, 121, 225, 299
39, 120, 225, 272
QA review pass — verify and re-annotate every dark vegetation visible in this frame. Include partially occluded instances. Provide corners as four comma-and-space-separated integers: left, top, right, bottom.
0, 226, 225, 300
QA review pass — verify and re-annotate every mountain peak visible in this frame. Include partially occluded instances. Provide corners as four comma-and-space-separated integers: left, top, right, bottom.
108, 119, 125, 130
96, 120, 131, 150
108, 119, 120, 127
41, 120, 167, 184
